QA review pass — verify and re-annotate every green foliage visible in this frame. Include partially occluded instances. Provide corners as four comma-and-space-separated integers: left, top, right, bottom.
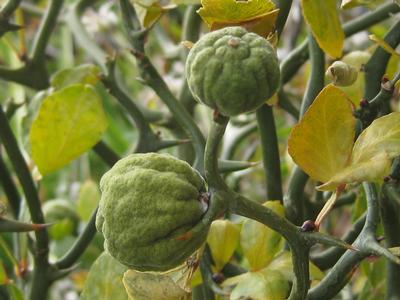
0, 1, 399, 300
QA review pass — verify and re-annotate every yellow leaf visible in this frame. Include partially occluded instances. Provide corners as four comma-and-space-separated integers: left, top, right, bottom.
30, 85, 108, 175
301, 0, 344, 58
240, 201, 284, 271
229, 270, 289, 300
288, 84, 355, 183
123, 268, 191, 300
352, 112, 400, 164
132, 1, 176, 28
341, 0, 385, 10
317, 153, 391, 191
198, 0, 279, 38
318, 112, 400, 190
369, 34, 400, 57
207, 220, 240, 271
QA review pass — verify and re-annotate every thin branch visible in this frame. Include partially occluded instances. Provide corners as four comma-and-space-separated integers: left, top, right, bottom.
55, 208, 98, 270
256, 104, 283, 201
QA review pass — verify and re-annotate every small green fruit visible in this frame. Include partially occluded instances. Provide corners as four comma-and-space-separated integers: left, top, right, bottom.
96, 153, 209, 271
326, 61, 358, 87
43, 199, 79, 240
186, 26, 280, 116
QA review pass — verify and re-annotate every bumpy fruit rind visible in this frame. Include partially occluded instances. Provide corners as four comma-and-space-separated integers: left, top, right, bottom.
96, 153, 209, 271
186, 26, 280, 116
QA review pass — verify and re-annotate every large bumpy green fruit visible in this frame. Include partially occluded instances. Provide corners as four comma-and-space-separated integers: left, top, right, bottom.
186, 26, 280, 117
43, 199, 79, 240
96, 153, 209, 271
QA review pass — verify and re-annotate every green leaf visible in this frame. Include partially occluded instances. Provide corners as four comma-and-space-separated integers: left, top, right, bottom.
0, 262, 7, 284
77, 180, 101, 221
288, 84, 355, 184
228, 270, 289, 300
197, 0, 279, 38
7, 284, 24, 300
131, 1, 176, 28
81, 252, 128, 300
123, 267, 191, 300
50, 64, 102, 90
301, 0, 344, 58
207, 220, 240, 271
240, 201, 284, 271
30, 84, 108, 175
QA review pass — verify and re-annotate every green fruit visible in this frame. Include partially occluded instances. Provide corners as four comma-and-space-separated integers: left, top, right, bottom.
326, 61, 358, 86
43, 199, 79, 240
96, 153, 209, 271
186, 26, 280, 117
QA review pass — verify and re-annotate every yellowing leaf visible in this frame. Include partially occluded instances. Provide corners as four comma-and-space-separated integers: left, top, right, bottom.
81, 252, 128, 300
132, 1, 176, 28
352, 112, 400, 164
225, 270, 289, 300
207, 220, 240, 271
301, 0, 344, 58
77, 180, 101, 222
369, 34, 400, 57
341, 0, 385, 9
123, 266, 191, 300
240, 201, 284, 271
267, 251, 324, 281
318, 113, 400, 190
198, 0, 279, 38
30, 85, 108, 175
317, 153, 391, 191
50, 64, 101, 90
288, 84, 355, 183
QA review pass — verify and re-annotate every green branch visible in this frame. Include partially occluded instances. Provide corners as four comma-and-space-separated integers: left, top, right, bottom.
55, 208, 98, 270
0, 106, 51, 300
118, 0, 206, 172
0, 0, 64, 89
256, 105, 283, 201
284, 33, 324, 225
0, 148, 21, 217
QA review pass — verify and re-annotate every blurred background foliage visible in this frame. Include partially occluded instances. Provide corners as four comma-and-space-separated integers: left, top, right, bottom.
0, 0, 399, 299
